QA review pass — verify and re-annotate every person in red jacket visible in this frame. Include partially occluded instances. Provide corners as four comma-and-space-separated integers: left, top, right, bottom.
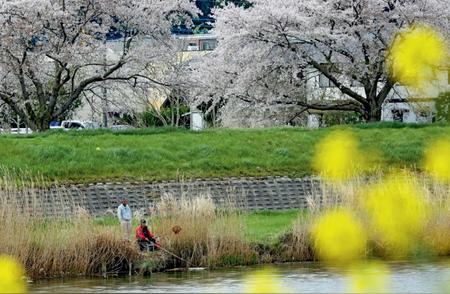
136, 219, 160, 252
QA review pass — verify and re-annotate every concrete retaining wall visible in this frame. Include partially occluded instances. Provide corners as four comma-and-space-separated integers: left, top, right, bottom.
7, 177, 323, 217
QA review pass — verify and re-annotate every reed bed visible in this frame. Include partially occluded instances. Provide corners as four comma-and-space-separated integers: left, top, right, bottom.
286, 171, 450, 262
0, 167, 448, 279
0, 171, 257, 278
0, 172, 139, 279
150, 194, 257, 268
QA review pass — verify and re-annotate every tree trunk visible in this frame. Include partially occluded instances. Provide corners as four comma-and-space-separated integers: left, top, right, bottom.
363, 100, 383, 122
29, 114, 52, 131
175, 96, 180, 127
170, 99, 175, 127
367, 108, 382, 122
37, 117, 51, 131
363, 79, 394, 122
19, 108, 54, 131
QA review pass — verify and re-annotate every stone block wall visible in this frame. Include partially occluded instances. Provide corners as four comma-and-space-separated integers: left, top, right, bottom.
6, 176, 323, 217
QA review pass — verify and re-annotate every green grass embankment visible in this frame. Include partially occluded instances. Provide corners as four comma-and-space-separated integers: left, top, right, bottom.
243, 210, 302, 244
1, 123, 449, 183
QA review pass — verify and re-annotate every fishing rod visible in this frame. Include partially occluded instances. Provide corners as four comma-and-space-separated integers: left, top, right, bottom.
146, 225, 205, 270
158, 245, 192, 266
156, 244, 206, 271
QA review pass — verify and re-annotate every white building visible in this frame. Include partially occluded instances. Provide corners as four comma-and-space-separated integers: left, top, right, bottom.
305, 67, 449, 127
173, 34, 217, 52
74, 34, 217, 126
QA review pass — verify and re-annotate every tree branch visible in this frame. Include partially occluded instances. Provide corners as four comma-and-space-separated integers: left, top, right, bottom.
308, 59, 370, 108
56, 59, 127, 117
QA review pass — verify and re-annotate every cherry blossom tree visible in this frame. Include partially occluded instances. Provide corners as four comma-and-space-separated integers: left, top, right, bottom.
192, 0, 449, 123
0, 0, 197, 130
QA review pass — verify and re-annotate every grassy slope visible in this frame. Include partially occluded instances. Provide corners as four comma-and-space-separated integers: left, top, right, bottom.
243, 210, 302, 244
0, 123, 449, 183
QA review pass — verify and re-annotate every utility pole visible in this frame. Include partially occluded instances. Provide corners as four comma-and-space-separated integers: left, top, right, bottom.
102, 83, 108, 128
102, 40, 108, 128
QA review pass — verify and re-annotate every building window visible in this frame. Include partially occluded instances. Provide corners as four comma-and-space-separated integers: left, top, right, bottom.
186, 42, 199, 51
392, 109, 409, 122
201, 40, 216, 51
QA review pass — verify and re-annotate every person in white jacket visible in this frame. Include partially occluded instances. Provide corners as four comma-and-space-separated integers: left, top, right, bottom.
117, 198, 132, 240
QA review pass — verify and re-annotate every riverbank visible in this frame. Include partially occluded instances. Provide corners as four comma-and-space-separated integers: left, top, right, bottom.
4, 202, 448, 281
1, 172, 449, 280
1, 123, 449, 183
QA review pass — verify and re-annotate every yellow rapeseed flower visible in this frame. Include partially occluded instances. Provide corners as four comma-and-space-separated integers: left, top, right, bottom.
0, 255, 27, 293
348, 261, 390, 293
362, 174, 428, 257
242, 268, 290, 293
424, 139, 450, 182
312, 131, 367, 182
312, 209, 367, 264
388, 24, 448, 95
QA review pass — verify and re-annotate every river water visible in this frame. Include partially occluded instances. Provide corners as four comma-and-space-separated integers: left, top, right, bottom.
30, 260, 449, 293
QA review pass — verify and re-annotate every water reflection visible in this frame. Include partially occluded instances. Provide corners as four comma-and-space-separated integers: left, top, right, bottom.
30, 261, 449, 293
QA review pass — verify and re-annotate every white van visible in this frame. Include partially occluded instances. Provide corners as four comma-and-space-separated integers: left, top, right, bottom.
0, 128, 33, 135
59, 120, 99, 130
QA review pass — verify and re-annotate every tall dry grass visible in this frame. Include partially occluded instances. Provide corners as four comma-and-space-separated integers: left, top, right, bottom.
279, 213, 315, 262
1, 166, 447, 278
0, 169, 257, 278
423, 179, 450, 256
150, 194, 257, 268
286, 171, 450, 261
0, 170, 139, 279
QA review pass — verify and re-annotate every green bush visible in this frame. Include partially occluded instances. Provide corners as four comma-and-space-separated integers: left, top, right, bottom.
140, 111, 161, 127
352, 122, 447, 129
436, 92, 450, 122
140, 106, 190, 127
321, 111, 362, 126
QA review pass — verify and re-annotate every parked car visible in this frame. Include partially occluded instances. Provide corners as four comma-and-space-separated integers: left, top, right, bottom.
0, 128, 34, 135
49, 121, 62, 129
56, 120, 99, 130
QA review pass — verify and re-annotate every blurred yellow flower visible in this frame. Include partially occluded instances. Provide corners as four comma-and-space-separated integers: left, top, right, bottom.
388, 24, 448, 94
312, 131, 367, 181
348, 261, 390, 293
243, 268, 289, 293
0, 255, 27, 293
362, 174, 428, 257
312, 209, 367, 264
424, 139, 450, 182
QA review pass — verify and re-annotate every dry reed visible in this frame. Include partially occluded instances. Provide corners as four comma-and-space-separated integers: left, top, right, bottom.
0, 171, 139, 279
1, 167, 448, 279
286, 171, 450, 261
150, 193, 257, 267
